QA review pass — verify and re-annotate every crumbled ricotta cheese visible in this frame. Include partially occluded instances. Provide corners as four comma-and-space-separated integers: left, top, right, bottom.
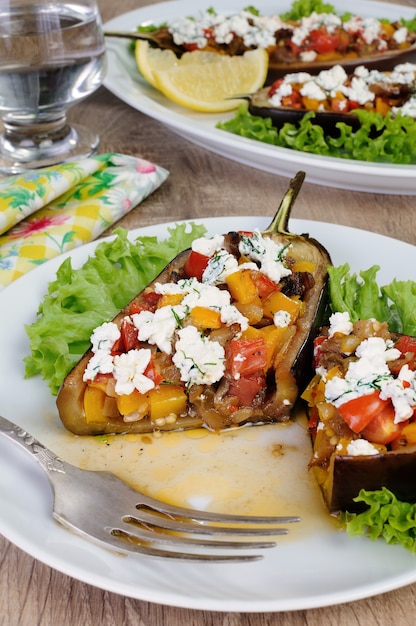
328, 311, 353, 338
393, 26, 408, 45
113, 349, 155, 395
169, 10, 285, 50
379, 364, 416, 423
191, 234, 224, 257
90, 321, 120, 353
83, 350, 114, 381
132, 307, 181, 354
274, 310, 291, 328
202, 248, 239, 285
238, 230, 292, 283
345, 438, 379, 456
173, 326, 225, 385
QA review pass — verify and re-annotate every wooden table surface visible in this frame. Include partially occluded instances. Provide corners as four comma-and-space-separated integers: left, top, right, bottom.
1, 0, 416, 624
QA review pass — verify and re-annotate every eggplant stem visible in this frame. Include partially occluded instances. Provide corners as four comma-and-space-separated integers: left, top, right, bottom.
264, 171, 306, 236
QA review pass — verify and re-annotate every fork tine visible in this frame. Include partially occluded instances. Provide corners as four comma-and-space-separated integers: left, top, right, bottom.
124, 511, 290, 536
134, 492, 301, 527
112, 524, 277, 550
0, 415, 300, 563
55, 516, 273, 562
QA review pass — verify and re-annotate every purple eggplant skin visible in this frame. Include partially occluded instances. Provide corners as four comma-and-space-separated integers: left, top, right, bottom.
249, 87, 361, 134
266, 43, 416, 83
321, 450, 416, 513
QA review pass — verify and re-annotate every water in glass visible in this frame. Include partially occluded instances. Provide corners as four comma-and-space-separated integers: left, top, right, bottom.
0, 0, 106, 173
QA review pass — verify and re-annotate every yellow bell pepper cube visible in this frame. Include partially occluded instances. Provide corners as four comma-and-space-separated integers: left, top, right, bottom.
375, 97, 390, 116
301, 96, 321, 111
241, 325, 263, 341
380, 22, 395, 38
301, 374, 326, 405
226, 269, 258, 304
292, 260, 315, 273
262, 290, 300, 322
116, 389, 150, 416
149, 385, 187, 422
401, 422, 416, 445
157, 293, 184, 308
84, 385, 107, 423
257, 325, 291, 370
189, 306, 222, 329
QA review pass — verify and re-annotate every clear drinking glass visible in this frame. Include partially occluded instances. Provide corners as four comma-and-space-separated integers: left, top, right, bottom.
0, 0, 106, 174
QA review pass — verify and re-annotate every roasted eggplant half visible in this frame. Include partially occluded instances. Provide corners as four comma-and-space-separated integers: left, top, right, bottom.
56, 172, 331, 435
302, 315, 416, 513
249, 63, 416, 135
117, 9, 416, 83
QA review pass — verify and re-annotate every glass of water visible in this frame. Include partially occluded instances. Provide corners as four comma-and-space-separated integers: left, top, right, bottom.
0, 0, 106, 174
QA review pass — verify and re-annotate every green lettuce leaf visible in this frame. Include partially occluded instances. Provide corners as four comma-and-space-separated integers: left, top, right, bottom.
24, 223, 206, 395
382, 279, 416, 336
217, 106, 416, 165
342, 488, 416, 552
328, 263, 416, 334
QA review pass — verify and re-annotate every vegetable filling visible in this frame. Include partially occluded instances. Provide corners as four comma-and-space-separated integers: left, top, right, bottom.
82, 230, 318, 430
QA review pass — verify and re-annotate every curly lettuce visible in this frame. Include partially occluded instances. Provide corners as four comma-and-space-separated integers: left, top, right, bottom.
342, 488, 416, 553
24, 223, 206, 395
328, 263, 416, 335
217, 105, 416, 165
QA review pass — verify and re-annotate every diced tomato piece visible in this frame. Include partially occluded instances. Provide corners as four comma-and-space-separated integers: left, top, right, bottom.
110, 336, 122, 354
307, 406, 320, 437
338, 391, 391, 433
183, 42, 200, 51
313, 335, 327, 368
281, 89, 302, 109
228, 372, 266, 407
396, 335, 416, 363
183, 250, 210, 281
144, 358, 163, 387
396, 335, 416, 355
268, 78, 285, 97
309, 28, 338, 54
347, 100, 360, 111
250, 271, 278, 299
390, 335, 416, 373
226, 337, 268, 379
128, 291, 161, 315
120, 318, 140, 352
331, 98, 348, 113
361, 403, 404, 445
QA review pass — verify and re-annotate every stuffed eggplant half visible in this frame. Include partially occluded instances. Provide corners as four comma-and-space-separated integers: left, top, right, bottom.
132, 8, 416, 80
249, 62, 416, 134
57, 178, 331, 435
302, 313, 416, 513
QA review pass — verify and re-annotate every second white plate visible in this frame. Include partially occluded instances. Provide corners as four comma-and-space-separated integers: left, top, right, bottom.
103, 0, 416, 194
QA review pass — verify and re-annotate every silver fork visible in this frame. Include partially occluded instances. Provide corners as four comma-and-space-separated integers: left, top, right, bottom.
0, 415, 300, 562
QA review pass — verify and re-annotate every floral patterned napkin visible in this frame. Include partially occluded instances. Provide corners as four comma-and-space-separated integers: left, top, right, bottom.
0, 153, 169, 288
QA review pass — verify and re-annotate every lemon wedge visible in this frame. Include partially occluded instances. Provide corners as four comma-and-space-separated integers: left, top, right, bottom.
151, 48, 269, 113
135, 40, 178, 88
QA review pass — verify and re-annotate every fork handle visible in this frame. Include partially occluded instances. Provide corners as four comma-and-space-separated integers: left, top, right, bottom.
0, 415, 65, 475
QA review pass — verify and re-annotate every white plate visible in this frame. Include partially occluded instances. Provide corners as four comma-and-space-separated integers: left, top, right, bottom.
1, 217, 416, 612
103, 0, 416, 195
